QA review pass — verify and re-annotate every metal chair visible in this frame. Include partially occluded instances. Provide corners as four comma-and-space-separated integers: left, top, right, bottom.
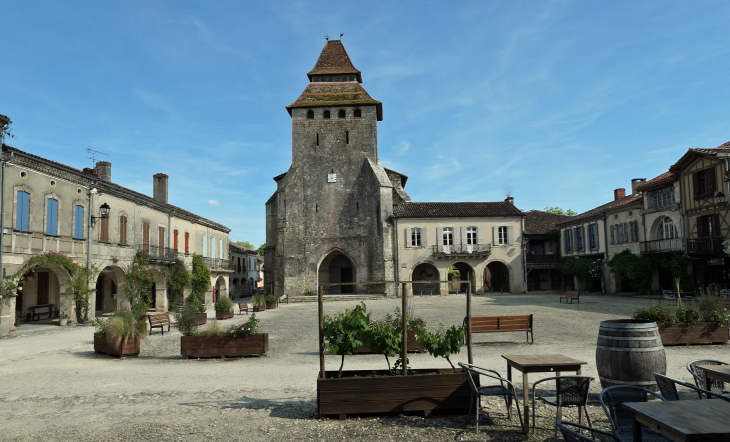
599, 385, 672, 442
653, 372, 730, 402
686, 359, 730, 398
458, 362, 524, 434
531, 375, 593, 440
557, 420, 619, 442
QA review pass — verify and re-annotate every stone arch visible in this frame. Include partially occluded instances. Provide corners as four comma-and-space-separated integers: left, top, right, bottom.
94, 265, 125, 314
485, 260, 511, 293
215, 274, 228, 300
450, 262, 475, 294
411, 262, 440, 296
15, 264, 72, 323
317, 249, 357, 295
650, 215, 680, 241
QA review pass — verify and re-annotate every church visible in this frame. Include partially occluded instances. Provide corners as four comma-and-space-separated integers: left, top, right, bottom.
265, 40, 526, 298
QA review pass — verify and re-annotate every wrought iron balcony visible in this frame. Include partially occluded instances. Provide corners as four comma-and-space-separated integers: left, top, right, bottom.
687, 236, 724, 255
432, 244, 491, 259
137, 244, 179, 262
526, 254, 565, 264
640, 238, 682, 254
203, 257, 232, 270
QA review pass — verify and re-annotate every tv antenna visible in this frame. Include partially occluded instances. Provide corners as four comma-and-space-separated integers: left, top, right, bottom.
86, 146, 108, 165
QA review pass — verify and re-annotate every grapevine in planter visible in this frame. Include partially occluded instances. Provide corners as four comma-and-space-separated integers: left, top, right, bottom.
180, 314, 268, 358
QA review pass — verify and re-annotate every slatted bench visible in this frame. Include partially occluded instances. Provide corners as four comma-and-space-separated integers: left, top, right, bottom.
29, 304, 59, 321
466, 314, 534, 344
148, 313, 172, 335
560, 291, 581, 304
238, 302, 250, 315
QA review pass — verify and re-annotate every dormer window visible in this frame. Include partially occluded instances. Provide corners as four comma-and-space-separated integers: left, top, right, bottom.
323, 111, 331, 119
338, 110, 345, 118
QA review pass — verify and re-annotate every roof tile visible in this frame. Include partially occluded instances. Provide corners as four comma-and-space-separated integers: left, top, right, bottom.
307, 40, 362, 81
393, 202, 524, 218
636, 171, 677, 191
557, 194, 642, 226
524, 210, 573, 235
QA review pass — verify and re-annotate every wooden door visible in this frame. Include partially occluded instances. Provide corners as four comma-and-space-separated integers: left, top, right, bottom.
37, 272, 49, 305
96, 275, 104, 311
158, 227, 165, 257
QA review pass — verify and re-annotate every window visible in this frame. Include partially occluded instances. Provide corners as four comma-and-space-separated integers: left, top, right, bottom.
307, 110, 314, 119
610, 224, 615, 245
354, 109, 361, 118
338, 109, 345, 118
442, 227, 453, 245
100, 213, 109, 242
174, 230, 179, 251
316, 133, 319, 146
74, 205, 84, 239
652, 189, 675, 208
617, 224, 624, 244
46, 198, 58, 235
16, 191, 30, 231
564, 229, 573, 253
694, 168, 716, 199
185, 232, 190, 254
589, 224, 599, 250
498, 226, 508, 245
466, 227, 477, 245
202, 234, 208, 257
575, 226, 585, 252
211, 237, 216, 260
411, 228, 421, 247
142, 222, 150, 251
323, 111, 330, 119
698, 214, 718, 238
629, 221, 638, 242
119, 215, 127, 245
219, 238, 224, 259
657, 217, 677, 240
346, 131, 349, 144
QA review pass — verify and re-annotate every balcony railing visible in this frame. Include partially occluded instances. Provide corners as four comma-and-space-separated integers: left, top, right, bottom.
432, 244, 491, 259
204, 257, 231, 270
138, 244, 179, 262
640, 238, 682, 254
687, 236, 724, 255
526, 254, 564, 264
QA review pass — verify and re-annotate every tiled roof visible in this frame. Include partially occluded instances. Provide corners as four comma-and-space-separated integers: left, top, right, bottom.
669, 141, 730, 171
393, 202, 524, 218
307, 40, 362, 82
636, 171, 676, 191
229, 242, 256, 253
286, 82, 383, 120
557, 194, 642, 226
3, 144, 230, 232
524, 210, 572, 235
257, 256, 264, 261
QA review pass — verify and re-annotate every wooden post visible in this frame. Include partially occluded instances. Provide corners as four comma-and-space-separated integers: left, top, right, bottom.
319, 285, 325, 380
402, 282, 408, 376
467, 284, 473, 365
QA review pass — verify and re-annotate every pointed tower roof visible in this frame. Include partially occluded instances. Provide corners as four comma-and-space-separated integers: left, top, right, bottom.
307, 40, 362, 83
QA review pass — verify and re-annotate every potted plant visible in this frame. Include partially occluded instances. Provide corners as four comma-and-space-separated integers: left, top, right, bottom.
93, 307, 146, 357
214, 296, 234, 320
59, 311, 69, 327
181, 314, 268, 358
265, 293, 278, 309
252, 294, 266, 312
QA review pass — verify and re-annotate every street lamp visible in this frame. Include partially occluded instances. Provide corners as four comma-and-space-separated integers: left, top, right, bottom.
91, 202, 111, 226
715, 192, 726, 204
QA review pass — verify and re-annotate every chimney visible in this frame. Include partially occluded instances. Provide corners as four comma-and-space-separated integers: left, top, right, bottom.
631, 178, 646, 195
153, 173, 168, 204
96, 161, 111, 182
505, 196, 514, 205
83, 167, 98, 177
614, 188, 626, 200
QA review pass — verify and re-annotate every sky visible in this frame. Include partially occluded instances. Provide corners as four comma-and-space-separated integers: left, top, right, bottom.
3, 1, 730, 246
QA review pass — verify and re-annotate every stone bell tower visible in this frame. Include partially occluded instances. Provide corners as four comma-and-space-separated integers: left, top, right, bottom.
265, 40, 410, 298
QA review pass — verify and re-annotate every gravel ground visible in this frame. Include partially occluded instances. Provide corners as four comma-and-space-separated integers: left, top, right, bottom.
1, 292, 727, 441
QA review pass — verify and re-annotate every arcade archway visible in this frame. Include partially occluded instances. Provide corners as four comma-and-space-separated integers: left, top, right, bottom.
318, 250, 356, 295
412, 263, 440, 296
485, 261, 510, 293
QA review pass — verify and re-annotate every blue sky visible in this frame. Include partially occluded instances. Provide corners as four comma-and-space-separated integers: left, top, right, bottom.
3, 1, 730, 246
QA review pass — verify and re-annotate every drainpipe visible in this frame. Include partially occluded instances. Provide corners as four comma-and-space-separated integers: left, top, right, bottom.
0, 151, 14, 279
393, 213, 399, 298
601, 213, 608, 294
87, 184, 97, 321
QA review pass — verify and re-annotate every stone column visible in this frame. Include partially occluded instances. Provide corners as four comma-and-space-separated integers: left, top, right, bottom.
0, 296, 15, 336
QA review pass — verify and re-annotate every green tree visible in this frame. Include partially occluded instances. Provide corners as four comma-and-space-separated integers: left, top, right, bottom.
125, 253, 156, 319
235, 240, 255, 250
164, 258, 191, 309
190, 253, 211, 304
544, 207, 577, 216
257, 243, 266, 256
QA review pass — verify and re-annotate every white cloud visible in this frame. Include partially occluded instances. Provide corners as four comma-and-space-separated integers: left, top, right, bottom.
208, 200, 222, 207
400, 140, 410, 153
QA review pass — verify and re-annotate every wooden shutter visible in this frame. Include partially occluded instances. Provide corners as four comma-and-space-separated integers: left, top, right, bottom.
185, 232, 190, 254
405, 228, 411, 247
460, 227, 467, 246
713, 214, 720, 237
46, 199, 58, 235
421, 228, 427, 247
493, 226, 499, 245
709, 167, 717, 193
159, 227, 165, 249
476, 227, 484, 245
453, 227, 461, 246
564, 230, 569, 253
120, 215, 127, 245
174, 230, 178, 251
74, 205, 84, 238
610, 225, 615, 244
693, 172, 700, 198
437, 227, 443, 246
507, 226, 514, 245
100, 216, 109, 242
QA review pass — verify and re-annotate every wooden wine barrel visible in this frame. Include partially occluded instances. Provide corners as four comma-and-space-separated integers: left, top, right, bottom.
596, 319, 666, 391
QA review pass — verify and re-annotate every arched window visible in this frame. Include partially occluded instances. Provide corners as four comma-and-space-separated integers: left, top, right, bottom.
657, 217, 678, 240
338, 109, 345, 118
307, 110, 314, 119
323, 111, 330, 119
354, 109, 361, 118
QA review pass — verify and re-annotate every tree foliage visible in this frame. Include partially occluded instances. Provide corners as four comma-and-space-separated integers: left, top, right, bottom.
257, 243, 266, 256
544, 207, 577, 216
190, 253, 211, 300
235, 240, 255, 250
125, 253, 156, 320
163, 258, 191, 309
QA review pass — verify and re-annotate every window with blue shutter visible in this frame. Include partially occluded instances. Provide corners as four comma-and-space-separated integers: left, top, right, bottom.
74, 205, 84, 239
46, 199, 58, 235
16, 191, 30, 231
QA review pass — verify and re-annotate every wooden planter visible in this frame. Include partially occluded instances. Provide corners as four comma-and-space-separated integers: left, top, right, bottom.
253, 304, 265, 312
658, 322, 729, 345
215, 308, 234, 320
93, 333, 141, 357
197, 313, 208, 325
265, 302, 278, 309
181, 333, 269, 358
354, 330, 425, 354
317, 368, 476, 418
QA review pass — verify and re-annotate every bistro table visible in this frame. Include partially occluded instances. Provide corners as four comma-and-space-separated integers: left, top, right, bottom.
502, 354, 587, 434
623, 399, 730, 442
700, 365, 730, 399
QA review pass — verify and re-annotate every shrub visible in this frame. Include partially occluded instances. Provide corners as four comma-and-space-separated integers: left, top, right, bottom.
228, 314, 259, 337
633, 302, 677, 326
417, 323, 465, 372
174, 304, 202, 336
265, 293, 277, 303
322, 302, 370, 377
93, 306, 146, 343
303, 291, 316, 296
191, 254, 211, 301
214, 297, 233, 311
252, 294, 266, 307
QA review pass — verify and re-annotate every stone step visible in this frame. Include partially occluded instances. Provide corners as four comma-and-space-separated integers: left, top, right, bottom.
288, 294, 388, 303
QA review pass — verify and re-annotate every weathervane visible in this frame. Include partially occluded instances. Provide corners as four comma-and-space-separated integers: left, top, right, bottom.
325, 34, 329, 41
86, 146, 108, 165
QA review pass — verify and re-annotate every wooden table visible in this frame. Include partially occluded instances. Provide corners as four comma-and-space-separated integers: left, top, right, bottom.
501, 354, 587, 434
623, 400, 730, 442
700, 365, 730, 399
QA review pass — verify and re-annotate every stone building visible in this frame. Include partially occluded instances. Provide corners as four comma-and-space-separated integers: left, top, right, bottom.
523, 210, 571, 291
0, 142, 231, 335
265, 40, 528, 297
228, 241, 260, 297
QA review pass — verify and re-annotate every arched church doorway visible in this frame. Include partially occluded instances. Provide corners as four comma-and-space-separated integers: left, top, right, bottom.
412, 263, 439, 296
318, 251, 356, 295
485, 261, 510, 292
451, 262, 475, 294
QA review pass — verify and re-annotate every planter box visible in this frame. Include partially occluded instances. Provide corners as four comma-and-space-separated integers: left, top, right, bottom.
355, 330, 425, 354
181, 333, 269, 358
658, 322, 729, 345
265, 302, 278, 309
93, 333, 140, 357
317, 368, 476, 418
197, 313, 208, 325
253, 304, 265, 312
215, 309, 234, 320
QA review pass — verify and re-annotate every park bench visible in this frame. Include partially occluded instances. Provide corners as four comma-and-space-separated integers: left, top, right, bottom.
238, 302, 250, 315
29, 303, 59, 321
560, 291, 581, 304
147, 313, 172, 335
465, 314, 534, 344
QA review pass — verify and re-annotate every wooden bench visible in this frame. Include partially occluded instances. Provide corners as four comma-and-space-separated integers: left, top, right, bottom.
148, 313, 172, 335
238, 302, 250, 315
466, 314, 534, 344
560, 291, 581, 304
29, 304, 59, 321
